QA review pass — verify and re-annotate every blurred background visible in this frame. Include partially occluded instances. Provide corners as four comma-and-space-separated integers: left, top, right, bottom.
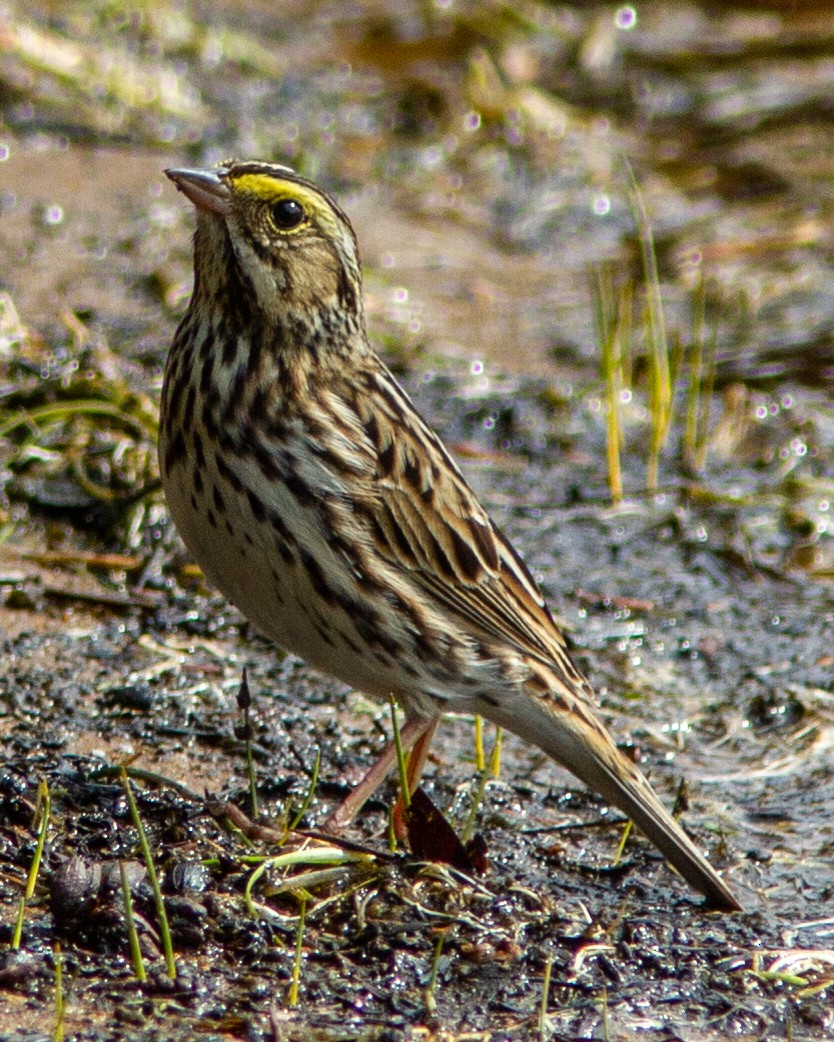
3, 0, 834, 384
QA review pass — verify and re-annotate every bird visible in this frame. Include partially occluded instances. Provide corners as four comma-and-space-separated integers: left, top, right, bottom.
159, 158, 741, 911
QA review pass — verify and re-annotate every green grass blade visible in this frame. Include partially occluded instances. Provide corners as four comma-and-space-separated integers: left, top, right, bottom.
120, 768, 176, 979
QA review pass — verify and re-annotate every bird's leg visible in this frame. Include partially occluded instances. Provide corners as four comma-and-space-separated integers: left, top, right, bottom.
392, 714, 440, 841
325, 712, 440, 833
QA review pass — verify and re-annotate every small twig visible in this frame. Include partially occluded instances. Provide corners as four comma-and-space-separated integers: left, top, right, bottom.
521, 814, 629, 835
211, 800, 284, 844
574, 589, 656, 613
21, 549, 145, 572
41, 582, 162, 610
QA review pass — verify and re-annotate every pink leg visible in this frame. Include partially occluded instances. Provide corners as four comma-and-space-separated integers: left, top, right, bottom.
325, 713, 440, 833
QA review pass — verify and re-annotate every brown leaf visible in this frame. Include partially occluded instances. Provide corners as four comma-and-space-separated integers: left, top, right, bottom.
405, 787, 484, 875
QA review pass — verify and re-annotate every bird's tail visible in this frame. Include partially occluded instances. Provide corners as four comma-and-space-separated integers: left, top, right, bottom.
479, 689, 741, 911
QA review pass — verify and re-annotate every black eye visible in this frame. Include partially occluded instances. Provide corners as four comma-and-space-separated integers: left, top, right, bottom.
270, 198, 305, 230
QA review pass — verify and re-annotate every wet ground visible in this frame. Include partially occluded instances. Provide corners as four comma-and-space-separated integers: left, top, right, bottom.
1, 1, 833, 1039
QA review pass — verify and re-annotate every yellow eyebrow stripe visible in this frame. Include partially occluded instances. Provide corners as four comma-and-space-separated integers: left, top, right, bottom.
231, 174, 330, 220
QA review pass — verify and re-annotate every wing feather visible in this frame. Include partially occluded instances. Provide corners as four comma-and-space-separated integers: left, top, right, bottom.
351, 365, 577, 668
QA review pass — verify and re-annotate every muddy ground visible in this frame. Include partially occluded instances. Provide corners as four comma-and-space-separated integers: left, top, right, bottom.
1, 2, 833, 1040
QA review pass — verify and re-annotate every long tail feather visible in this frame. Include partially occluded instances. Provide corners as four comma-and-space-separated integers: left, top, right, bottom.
480, 693, 741, 911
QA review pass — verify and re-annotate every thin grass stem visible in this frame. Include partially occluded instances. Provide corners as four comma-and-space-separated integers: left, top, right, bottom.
120, 768, 176, 979
287, 892, 308, 1007
27, 780, 50, 900
605, 333, 623, 505
245, 847, 370, 918
625, 162, 672, 495
386, 805, 397, 852
0, 398, 157, 440
287, 747, 321, 833
425, 929, 447, 1014
474, 715, 485, 773
538, 952, 553, 1041
612, 818, 633, 866
120, 861, 147, 982
490, 726, 503, 780
53, 942, 64, 1042
13, 779, 50, 949
695, 311, 718, 472
684, 273, 706, 465
460, 766, 489, 845
389, 697, 410, 811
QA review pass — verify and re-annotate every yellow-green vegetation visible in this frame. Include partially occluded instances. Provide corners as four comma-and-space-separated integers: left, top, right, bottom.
121, 767, 176, 978
594, 188, 722, 504
119, 859, 147, 982
12, 779, 50, 949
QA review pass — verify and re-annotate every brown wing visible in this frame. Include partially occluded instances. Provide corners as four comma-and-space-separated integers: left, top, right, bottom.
352, 365, 580, 672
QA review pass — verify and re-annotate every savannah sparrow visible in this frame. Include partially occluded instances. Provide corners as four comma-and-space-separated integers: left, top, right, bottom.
161, 159, 740, 911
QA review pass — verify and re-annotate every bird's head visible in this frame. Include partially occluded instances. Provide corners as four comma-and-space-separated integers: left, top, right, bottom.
166, 160, 363, 339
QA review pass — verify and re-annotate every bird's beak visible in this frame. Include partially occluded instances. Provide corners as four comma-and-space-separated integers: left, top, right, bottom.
165, 166, 232, 216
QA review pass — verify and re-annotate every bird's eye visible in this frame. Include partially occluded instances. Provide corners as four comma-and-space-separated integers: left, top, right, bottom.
270, 198, 305, 230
